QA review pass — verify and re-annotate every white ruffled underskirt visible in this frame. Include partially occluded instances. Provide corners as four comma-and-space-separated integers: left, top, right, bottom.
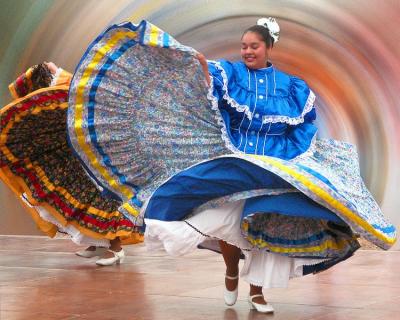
35, 206, 110, 247
20, 193, 110, 247
145, 200, 325, 288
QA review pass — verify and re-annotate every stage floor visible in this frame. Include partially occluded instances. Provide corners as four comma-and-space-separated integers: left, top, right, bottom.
0, 235, 399, 320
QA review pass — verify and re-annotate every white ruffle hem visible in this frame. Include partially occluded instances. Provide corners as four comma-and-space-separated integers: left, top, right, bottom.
145, 200, 325, 288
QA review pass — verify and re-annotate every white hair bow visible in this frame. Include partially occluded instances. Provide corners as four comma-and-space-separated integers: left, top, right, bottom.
257, 17, 280, 43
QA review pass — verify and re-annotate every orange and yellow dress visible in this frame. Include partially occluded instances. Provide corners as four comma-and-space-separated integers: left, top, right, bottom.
0, 65, 143, 246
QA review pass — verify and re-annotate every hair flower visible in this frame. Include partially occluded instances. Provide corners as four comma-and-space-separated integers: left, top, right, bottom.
257, 17, 280, 43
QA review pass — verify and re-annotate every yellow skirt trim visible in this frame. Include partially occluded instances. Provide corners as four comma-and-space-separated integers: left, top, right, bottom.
73, 31, 140, 218
251, 155, 396, 245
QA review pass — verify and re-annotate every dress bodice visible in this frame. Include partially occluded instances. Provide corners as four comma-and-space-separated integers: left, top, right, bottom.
208, 60, 317, 160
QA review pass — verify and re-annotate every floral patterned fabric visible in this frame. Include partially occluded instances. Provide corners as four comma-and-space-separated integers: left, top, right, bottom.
67, 20, 395, 264
0, 86, 143, 243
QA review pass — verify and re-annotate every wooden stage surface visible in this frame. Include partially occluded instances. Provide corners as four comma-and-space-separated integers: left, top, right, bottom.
0, 235, 399, 319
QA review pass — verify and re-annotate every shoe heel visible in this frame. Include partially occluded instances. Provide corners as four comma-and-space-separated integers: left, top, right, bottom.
117, 257, 125, 264
248, 301, 255, 310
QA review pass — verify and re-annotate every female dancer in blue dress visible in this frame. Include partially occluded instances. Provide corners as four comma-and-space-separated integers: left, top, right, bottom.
67, 18, 396, 314
190, 18, 318, 312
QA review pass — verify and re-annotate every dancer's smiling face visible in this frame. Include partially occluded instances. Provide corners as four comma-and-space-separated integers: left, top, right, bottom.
241, 31, 271, 70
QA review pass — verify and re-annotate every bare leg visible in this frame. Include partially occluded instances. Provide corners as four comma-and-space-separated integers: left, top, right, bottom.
100, 237, 122, 259
110, 237, 122, 251
219, 240, 241, 290
249, 285, 267, 304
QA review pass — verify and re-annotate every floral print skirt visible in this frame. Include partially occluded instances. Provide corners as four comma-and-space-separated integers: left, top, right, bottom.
0, 86, 143, 245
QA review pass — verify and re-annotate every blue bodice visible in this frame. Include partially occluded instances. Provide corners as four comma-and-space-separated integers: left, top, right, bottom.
208, 60, 317, 160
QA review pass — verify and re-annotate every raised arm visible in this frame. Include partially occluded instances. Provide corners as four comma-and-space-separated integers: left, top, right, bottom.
196, 53, 210, 86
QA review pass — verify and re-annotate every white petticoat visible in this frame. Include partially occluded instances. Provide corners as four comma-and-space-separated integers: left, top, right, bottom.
21, 193, 110, 247
145, 200, 325, 288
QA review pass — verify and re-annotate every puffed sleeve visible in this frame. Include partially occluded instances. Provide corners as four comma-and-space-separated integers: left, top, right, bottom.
207, 59, 234, 102
262, 76, 318, 160
287, 76, 314, 117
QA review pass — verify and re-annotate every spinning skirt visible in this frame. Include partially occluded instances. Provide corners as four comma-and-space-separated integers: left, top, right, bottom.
0, 85, 143, 245
67, 20, 396, 272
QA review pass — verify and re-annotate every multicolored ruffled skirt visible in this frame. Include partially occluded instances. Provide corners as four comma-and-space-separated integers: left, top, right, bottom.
67, 20, 396, 273
0, 85, 143, 246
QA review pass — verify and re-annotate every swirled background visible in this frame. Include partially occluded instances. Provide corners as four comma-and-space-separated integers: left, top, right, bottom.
1, 0, 399, 248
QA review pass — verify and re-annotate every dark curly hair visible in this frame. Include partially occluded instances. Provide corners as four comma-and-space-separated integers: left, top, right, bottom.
242, 25, 275, 48
31, 63, 53, 90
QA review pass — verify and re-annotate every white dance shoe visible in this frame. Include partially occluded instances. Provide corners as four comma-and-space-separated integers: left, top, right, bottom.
248, 294, 274, 313
75, 247, 107, 258
224, 274, 239, 306
95, 249, 125, 266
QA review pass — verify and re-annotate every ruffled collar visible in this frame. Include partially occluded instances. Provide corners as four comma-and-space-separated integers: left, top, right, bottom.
209, 60, 316, 125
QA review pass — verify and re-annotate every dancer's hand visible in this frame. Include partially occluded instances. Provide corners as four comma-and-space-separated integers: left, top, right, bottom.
196, 53, 210, 86
44, 61, 58, 75
196, 53, 207, 66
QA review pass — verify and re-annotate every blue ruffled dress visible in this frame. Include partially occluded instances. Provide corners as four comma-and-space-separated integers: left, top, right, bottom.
67, 20, 396, 283
208, 59, 317, 160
